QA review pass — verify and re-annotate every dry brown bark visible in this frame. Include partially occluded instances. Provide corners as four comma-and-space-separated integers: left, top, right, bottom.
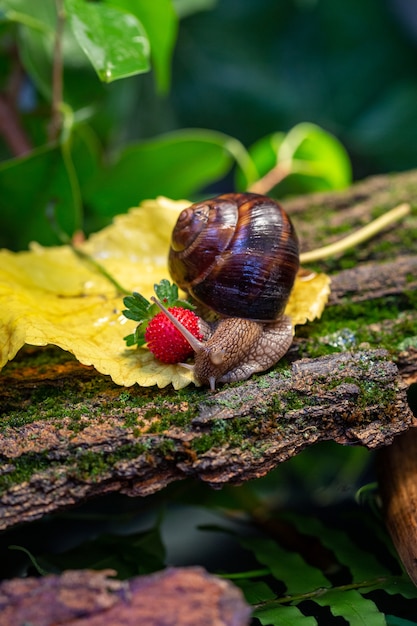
0, 168, 416, 532
378, 429, 417, 587
0, 567, 251, 626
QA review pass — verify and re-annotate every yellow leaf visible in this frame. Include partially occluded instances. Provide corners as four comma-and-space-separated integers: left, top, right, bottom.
82, 196, 191, 296
1, 198, 193, 389
285, 270, 331, 326
0, 197, 330, 389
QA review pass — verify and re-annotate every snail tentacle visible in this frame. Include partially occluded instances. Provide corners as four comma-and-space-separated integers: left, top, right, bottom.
150, 296, 205, 353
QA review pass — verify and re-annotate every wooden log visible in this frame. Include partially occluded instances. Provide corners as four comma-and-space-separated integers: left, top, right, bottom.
0, 168, 416, 531
0, 344, 414, 530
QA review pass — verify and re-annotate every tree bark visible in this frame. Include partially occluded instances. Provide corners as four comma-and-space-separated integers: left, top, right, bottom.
0, 168, 416, 531
0, 567, 251, 626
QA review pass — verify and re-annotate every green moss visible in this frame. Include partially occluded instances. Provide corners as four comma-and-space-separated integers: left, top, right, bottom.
0, 452, 59, 494
404, 289, 417, 311
257, 378, 271, 389
190, 417, 253, 454
269, 395, 283, 414
71, 440, 163, 482
157, 437, 176, 456
74, 450, 111, 481
118, 391, 132, 404
357, 379, 397, 410
296, 294, 417, 360
0, 394, 105, 434
2, 347, 77, 373
280, 390, 308, 412
122, 412, 141, 430
142, 395, 200, 434
212, 395, 242, 410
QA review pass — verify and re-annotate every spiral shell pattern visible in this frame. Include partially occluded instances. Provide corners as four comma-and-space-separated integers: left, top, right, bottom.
168, 193, 299, 320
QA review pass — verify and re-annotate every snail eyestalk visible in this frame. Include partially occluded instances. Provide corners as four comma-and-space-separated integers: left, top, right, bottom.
300, 203, 411, 264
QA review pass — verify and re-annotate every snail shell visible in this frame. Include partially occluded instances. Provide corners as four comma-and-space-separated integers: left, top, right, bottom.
168, 193, 299, 320
161, 193, 299, 389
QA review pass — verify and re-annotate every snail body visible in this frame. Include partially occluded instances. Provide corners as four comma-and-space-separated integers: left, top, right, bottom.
192, 316, 295, 389
156, 193, 300, 390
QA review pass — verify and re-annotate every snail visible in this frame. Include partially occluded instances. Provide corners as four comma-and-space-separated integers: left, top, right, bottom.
151, 192, 300, 391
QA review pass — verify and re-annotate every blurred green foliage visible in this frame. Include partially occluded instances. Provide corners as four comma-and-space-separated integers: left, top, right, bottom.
3, 0, 417, 250
170, 0, 417, 176
5, 0, 416, 250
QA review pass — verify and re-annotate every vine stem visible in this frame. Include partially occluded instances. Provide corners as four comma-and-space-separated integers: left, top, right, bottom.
248, 162, 291, 195
70, 246, 131, 295
253, 575, 397, 609
46, 202, 130, 295
49, 0, 65, 142
299, 202, 411, 264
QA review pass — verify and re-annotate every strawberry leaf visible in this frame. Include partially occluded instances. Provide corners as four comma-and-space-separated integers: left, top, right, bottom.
153, 279, 196, 310
122, 292, 151, 322
154, 278, 179, 305
123, 279, 198, 348
124, 324, 147, 347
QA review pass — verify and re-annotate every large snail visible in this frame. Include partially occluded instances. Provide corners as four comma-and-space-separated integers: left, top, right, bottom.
152, 192, 300, 391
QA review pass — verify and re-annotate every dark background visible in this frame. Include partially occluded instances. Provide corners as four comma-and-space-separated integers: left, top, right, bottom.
132, 0, 417, 179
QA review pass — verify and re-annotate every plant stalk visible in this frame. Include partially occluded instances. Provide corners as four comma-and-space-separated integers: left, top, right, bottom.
300, 203, 411, 264
49, 0, 65, 142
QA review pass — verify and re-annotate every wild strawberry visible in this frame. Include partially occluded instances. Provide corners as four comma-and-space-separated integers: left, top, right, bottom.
144, 307, 203, 364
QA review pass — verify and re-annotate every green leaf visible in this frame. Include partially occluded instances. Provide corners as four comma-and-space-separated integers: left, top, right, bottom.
378, 576, 417, 599
123, 332, 138, 347
240, 536, 329, 595
124, 324, 147, 348
122, 292, 152, 322
39, 524, 166, 579
236, 123, 351, 196
122, 281, 195, 348
315, 589, 385, 626
6, 0, 58, 99
280, 122, 351, 188
0, 145, 76, 249
87, 129, 254, 217
0, 124, 98, 249
235, 131, 283, 190
1, 0, 50, 32
106, 0, 178, 92
282, 513, 392, 582
122, 280, 191, 325
253, 603, 317, 626
235, 579, 276, 605
3, 0, 97, 102
64, 0, 150, 83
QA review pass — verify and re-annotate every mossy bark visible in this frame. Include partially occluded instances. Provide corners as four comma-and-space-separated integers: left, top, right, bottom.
0, 168, 417, 531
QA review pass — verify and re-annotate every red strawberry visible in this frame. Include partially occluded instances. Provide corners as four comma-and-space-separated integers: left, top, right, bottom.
144, 307, 203, 364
